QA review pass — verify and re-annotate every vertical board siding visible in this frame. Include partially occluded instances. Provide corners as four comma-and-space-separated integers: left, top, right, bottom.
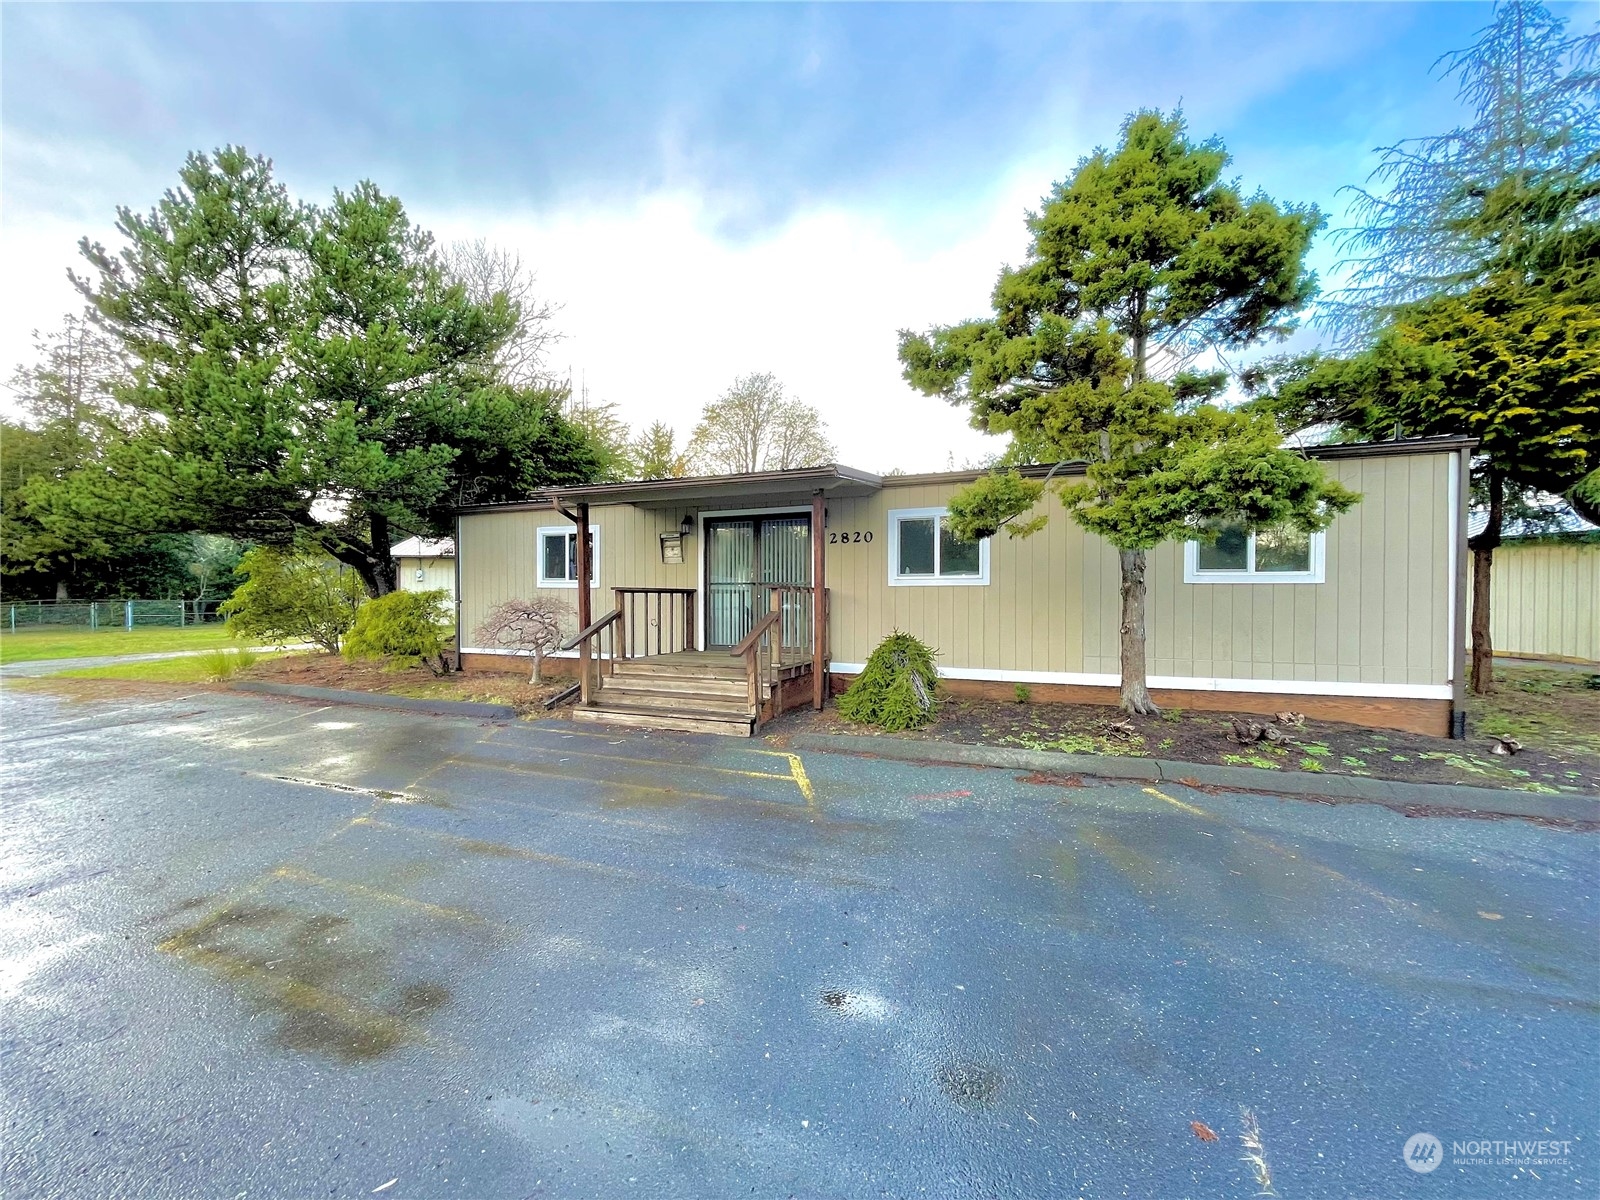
396, 557, 457, 598
459, 506, 695, 648
1491, 543, 1600, 663
1083, 454, 1452, 686
826, 487, 1085, 674
457, 449, 1457, 689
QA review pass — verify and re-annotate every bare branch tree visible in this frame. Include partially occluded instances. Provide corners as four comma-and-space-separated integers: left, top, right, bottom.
686, 373, 836, 474
439, 239, 562, 386
474, 595, 572, 683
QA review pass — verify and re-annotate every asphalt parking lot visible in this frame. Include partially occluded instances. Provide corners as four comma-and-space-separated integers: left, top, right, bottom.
2, 684, 1596, 1199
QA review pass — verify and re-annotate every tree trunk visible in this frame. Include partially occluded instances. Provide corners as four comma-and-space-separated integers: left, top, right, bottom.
1467, 468, 1504, 695
531, 646, 544, 685
369, 513, 398, 597
54, 579, 69, 602
1118, 548, 1160, 715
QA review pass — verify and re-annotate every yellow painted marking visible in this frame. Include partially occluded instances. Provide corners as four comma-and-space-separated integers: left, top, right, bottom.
1157, 782, 1415, 914
745, 749, 817, 807
270, 864, 482, 923
1143, 786, 1208, 816
350, 816, 643, 880
419, 753, 736, 803
160, 941, 425, 1047
498, 743, 788, 782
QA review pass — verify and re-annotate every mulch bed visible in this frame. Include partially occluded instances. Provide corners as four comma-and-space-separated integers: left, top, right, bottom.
241, 654, 569, 715
774, 693, 1600, 795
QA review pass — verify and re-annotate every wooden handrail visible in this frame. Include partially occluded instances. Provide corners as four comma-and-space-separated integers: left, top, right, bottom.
727, 609, 781, 658
559, 608, 621, 651
613, 587, 696, 596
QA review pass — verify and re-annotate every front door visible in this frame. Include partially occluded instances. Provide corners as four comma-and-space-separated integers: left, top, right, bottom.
704, 515, 811, 649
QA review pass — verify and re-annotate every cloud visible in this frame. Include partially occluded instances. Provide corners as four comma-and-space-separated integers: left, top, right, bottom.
0, 0, 1511, 467
420, 169, 1055, 472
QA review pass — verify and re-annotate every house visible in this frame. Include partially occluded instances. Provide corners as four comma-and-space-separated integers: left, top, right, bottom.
452, 435, 1474, 738
391, 536, 456, 600
1490, 536, 1599, 664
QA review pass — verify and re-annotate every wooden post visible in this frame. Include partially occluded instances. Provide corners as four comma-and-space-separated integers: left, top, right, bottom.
614, 588, 626, 661
811, 490, 825, 710
575, 503, 593, 703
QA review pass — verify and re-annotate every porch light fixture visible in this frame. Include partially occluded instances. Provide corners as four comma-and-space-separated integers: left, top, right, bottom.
680, 514, 695, 537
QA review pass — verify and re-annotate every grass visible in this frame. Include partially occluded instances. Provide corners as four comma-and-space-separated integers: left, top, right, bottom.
1469, 666, 1600, 758
55, 647, 276, 684
0, 623, 243, 663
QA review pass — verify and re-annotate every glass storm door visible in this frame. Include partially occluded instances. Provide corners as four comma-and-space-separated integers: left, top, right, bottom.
704, 515, 811, 649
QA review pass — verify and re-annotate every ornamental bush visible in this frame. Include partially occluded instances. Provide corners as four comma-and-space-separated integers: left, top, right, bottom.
344, 589, 453, 674
219, 548, 364, 654
836, 631, 940, 731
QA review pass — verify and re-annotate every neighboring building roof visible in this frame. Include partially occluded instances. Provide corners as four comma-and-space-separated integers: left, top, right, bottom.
452, 435, 1478, 515
390, 536, 455, 558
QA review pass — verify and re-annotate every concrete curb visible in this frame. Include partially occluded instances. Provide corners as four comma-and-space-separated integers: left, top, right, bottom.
783, 732, 1600, 824
231, 681, 516, 721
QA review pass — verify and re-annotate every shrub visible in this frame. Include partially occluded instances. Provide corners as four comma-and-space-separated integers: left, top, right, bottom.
837, 631, 940, 731
344, 589, 453, 674
1014, 683, 1031, 704
200, 646, 259, 682
475, 596, 572, 683
220, 548, 364, 654
202, 649, 237, 681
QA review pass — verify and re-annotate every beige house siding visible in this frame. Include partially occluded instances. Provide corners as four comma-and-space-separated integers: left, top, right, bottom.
1491, 542, 1600, 663
458, 505, 694, 647
457, 447, 1460, 695
825, 484, 1085, 674
396, 556, 456, 598
1079, 453, 1455, 688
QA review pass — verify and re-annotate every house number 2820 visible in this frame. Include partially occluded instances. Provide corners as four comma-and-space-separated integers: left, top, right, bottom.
828, 531, 873, 544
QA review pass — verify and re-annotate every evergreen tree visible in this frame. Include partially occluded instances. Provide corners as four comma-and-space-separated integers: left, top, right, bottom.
900, 111, 1355, 714
32, 147, 600, 597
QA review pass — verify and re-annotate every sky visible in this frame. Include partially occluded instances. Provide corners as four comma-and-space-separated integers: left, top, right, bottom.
0, 1, 1555, 473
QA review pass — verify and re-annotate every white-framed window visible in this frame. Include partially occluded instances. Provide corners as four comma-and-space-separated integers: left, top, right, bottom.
887, 507, 990, 586
1183, 521, 1325, 584
536, 526, 599, 588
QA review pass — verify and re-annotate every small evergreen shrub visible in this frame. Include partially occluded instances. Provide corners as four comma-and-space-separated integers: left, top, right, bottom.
1014, 683, 1031, 704
220, 548, 364, 654
344, 589, 453, 674
837, 631, 940, 731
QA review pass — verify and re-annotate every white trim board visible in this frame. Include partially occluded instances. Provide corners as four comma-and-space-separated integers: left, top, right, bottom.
826, 662, 1452, 701
462, 645, 607, 661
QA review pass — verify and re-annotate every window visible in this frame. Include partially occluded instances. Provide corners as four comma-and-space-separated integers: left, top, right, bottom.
536, 526, 598, 588
1184, 520, 1324, 584
888, 507, 989, 586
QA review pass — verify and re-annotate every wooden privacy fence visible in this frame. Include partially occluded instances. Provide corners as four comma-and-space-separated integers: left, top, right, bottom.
1490, 542, 1599, 664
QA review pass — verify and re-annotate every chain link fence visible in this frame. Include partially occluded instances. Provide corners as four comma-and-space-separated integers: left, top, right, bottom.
5, 599, 227, 631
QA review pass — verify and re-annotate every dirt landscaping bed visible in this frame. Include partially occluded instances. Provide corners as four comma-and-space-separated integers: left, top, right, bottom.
239, 653, 570, 715
775, 666, 1600, 795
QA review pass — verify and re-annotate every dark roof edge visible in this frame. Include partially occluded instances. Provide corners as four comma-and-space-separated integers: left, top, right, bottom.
455, 437, 1480, 513
883, 435, 1480, 488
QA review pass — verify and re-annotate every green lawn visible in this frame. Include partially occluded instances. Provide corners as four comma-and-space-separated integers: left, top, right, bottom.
0, 623, 245, 664
49, 648, 287, 683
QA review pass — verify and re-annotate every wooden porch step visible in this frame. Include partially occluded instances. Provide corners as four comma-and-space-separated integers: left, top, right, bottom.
602, 675, 750, 701
590, 689, 756, 718
572, 704, 756, 737
612, 658, 746, 681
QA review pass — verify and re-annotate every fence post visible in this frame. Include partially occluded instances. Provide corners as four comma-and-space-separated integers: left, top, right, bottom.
125, 600, 133, 631
8, 606, 13, 632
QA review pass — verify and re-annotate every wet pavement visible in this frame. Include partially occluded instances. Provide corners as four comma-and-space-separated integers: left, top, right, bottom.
1, 684, 1596, 1199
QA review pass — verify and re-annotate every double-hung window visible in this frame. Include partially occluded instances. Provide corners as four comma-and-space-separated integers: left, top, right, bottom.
887, 507, 989, 586
1183, 520, 1324, 584
536, 527, 598, 588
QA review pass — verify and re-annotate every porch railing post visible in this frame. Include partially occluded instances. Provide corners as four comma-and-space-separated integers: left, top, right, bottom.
614, 588, 627, 661
811, 490, 826, 710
